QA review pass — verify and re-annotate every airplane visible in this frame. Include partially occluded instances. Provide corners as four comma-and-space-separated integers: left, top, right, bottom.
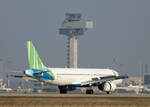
17, 41, 128, 94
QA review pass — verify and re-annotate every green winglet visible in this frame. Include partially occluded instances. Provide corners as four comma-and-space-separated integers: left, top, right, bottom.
26, 41, 47, 71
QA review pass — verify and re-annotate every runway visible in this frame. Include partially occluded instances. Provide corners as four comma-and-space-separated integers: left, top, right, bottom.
0, 93, 150, 107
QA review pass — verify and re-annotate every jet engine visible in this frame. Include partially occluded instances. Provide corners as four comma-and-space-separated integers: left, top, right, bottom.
98, 82, 116, 92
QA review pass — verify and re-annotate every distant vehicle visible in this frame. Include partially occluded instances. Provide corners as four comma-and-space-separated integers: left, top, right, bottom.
142, 88, 150, 94
0, 84, 12, 92
116, 84, 144, 94
14, 41, 128, 94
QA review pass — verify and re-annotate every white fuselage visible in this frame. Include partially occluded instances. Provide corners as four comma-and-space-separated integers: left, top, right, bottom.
45, 68, 122, 86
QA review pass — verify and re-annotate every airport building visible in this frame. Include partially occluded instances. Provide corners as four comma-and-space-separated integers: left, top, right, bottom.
144, 73, 150, 85
59, 13, 93, 68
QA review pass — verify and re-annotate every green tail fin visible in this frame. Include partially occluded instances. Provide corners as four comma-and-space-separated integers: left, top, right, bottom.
26, 41, 47, 71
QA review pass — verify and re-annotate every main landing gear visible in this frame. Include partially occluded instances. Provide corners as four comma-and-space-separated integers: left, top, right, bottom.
106, 92, 110, 94
86, 89, 94, 94
58, 86, 67, 94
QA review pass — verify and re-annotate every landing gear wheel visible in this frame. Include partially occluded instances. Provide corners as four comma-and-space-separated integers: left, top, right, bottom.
58, 86, 67, 94
86, 90, 94, 94
60, 89, 67, 94
107, 92, 110, 94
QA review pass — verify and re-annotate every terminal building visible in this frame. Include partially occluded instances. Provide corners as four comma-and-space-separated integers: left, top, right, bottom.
144, 74, 150, 85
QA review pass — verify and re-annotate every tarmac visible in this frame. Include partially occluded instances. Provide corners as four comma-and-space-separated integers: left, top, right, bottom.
0, 93, 150, 107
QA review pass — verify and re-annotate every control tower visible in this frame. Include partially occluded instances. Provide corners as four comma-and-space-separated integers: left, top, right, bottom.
59, 13, 93, 68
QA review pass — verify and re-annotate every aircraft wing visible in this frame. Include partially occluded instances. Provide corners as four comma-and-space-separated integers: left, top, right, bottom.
79, 75, 128, 86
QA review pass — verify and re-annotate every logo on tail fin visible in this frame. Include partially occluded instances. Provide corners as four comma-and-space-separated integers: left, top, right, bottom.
26, 41, 46, 71
26, 41, 55, 79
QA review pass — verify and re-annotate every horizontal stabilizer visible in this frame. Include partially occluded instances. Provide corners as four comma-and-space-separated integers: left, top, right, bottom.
33, 70, 49, 75
10, 74, 25, 78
